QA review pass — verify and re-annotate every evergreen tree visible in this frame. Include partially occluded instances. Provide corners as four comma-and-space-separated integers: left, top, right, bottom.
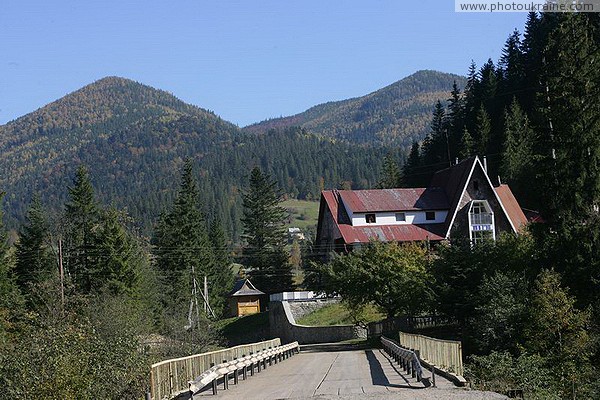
446, 81, 465, 160
153, 160, 215, 313
499, 30, 525, 107
241, 167, 293, 294
15, 194, 55, 291
422, 101, 448, 166
501, 99, 535, 203
92, 208, 142, 296
208, 218, 234, 316
0, 193, 23, 345
402, 142, 424, 187
475, 105, 492, 156
464, 60, 479, 133
535, 13, 600, 310
540, 13, 600, 223
64, 166, 100, 293
377, 156, 402, 188
459, 127, 475, 160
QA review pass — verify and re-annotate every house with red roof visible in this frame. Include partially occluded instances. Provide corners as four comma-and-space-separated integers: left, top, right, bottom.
315, 156, 528, 256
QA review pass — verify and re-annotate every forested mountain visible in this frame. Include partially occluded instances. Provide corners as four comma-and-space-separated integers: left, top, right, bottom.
244, 70, 466, 150
0, 77, 392, 238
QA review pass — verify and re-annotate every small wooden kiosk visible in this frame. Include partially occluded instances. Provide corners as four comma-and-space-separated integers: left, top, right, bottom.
229, 279, 265, 317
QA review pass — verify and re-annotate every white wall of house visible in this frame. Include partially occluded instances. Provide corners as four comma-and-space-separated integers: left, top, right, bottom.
339, 196, 448, 227
350, 210, 448, 226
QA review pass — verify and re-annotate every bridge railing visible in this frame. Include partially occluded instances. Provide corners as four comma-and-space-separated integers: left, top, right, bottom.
381, 336, 424, 382
188, 342, 299, 396
150, 338, 281, 400
399, 331, 463, 377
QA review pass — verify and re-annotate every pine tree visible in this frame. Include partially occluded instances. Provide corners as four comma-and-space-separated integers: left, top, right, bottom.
499, 30, 525, 106
64, 165, 100, 293
541, 13, 600, 223
446, 81, 465, 160
377, 156, 402, 188
501, 99, 535, 201
208, 218, 234, 316
535, 13, 600, 311
422, 101, 448, 166
0, 193, 23, 344
153, 160, 215, 312
402, 142, 423, 187
241, 167, 293, 294
92, 208, 142, 296
463, 61, 480, 135
459, 127, 475, 160
14, 194, 56, 292
475, 105, 491, 156
521, 12, 544, 115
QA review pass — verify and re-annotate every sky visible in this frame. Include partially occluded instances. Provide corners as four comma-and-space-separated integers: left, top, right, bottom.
0, 1, 528, 127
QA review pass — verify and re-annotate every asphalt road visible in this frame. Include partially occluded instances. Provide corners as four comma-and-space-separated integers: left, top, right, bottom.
193, 348, 506, 400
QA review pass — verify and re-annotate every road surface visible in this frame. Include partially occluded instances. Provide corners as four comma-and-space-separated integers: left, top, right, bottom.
192, 348, 506, 400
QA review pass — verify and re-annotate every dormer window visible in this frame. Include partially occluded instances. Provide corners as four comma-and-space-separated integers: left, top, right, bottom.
365, 214, 376, 224
469, 200, 495, 243
395, 212, 406, 222
425, 211, 436, 221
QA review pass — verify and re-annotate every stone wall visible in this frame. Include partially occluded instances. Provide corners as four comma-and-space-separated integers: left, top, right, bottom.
269, 300, 367, 344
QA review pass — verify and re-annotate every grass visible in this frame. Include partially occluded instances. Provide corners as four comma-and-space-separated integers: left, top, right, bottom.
281, 199, 320, 230
214, 312, 272, 346
296, 302, 386, 326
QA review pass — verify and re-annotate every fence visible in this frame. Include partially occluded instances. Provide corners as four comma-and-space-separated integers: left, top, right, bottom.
399, 331, 463, 377
367, 315, 456, 338
150, 338, 281, 400
269, 291, 327, 302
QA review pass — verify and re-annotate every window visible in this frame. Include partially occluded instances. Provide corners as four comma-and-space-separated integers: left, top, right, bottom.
365, 213, 376, 223
469, 200, 495, 243
425, 211, 436, 221
395, 212, 406, 222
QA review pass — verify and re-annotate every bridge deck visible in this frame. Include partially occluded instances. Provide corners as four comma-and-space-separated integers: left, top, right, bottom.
193, 348, 506, 400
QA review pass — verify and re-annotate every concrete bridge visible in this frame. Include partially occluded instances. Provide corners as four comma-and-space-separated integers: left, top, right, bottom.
191, 345, 504, 400
150, 300, 506, 399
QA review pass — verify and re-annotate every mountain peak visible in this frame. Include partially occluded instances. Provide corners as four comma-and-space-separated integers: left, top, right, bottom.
2, 76, 217, 132
245, 70, 466, 146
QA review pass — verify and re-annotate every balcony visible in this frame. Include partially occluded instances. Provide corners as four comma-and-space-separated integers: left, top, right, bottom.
470, 212, 493, 225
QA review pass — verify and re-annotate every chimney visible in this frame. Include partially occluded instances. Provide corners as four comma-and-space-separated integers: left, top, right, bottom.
455, 157, 459, 165
483, 156, 488, 173
498, 175, 502, 185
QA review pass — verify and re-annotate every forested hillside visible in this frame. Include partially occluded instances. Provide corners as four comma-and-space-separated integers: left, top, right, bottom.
0, 77, 392, 238
245, 70, 466, 149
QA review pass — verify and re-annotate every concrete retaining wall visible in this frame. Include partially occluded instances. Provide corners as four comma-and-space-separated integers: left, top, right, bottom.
269, 300, 366, 344
287, 298, 341, 320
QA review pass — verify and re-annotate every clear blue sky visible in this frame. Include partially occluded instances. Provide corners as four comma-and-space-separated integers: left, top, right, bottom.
0, 1, 527, 127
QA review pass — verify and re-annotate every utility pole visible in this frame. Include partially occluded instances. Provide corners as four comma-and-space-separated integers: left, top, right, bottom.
204, 276, 208, 313
58, 238, 65, 314
445, 128, 452, 167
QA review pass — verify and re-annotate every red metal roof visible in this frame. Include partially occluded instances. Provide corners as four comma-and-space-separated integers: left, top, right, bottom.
338, 223, 445, 243
494, 184, 528, 231
320, 190, 445, 243
337, 187, 449, 213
